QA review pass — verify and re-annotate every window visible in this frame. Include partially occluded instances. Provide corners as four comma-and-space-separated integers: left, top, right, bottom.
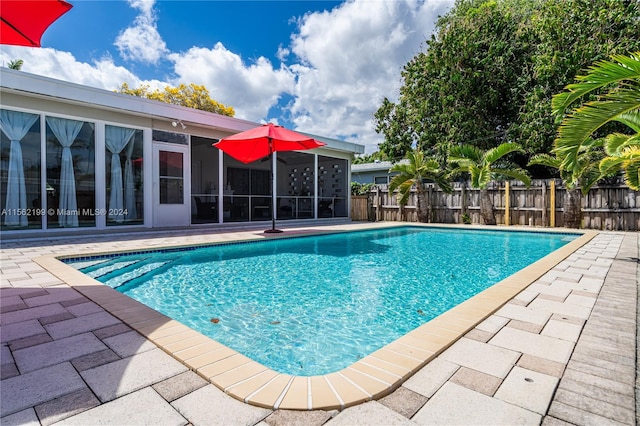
46, 117, 95, 228
105, 125, 143, 225
152, 129, 188, 145
0, 109, 41, 230
159, 151, 183, 204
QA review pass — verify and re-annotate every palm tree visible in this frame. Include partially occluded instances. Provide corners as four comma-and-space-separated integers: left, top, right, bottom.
553, 52, 640, 190
598, 113, 640, 189
7, 59, 23, 70
448, 143, 531, 225
529, 145, 603, 228
388, 150, 452, 223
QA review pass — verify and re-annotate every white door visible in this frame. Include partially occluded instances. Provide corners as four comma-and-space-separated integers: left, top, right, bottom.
153, 143, 190, 227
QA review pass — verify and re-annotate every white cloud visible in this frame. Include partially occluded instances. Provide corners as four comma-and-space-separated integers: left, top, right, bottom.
276, 46, 290, 62
115, 0, 168, 64
286, 0, 454, 153
1, 0, 454, 155
0, 46, 145, 90
168, 43, 295, 121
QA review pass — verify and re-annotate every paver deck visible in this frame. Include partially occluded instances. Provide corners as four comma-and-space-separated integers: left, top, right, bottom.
0, 223, 637, 425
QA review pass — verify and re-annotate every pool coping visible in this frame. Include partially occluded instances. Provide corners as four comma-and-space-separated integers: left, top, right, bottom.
32, 223, 597, 411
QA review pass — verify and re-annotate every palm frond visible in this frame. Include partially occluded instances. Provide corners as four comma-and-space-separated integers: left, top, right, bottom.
492, 168, 531, 187
625, 167, 640, 190
397, 180, 414, 206
580, 167, 603, 194
476, 167, 491, 189
448, 166, 468, 180
389, 163, 411, 174
484, 143, 524, 165
554, 98, 640, 172
421, 158, 441, 171
528, 154, 561, 169
433, 174, 453, 193
603, 133, 636, 156
448, 144, 483, 163
599, 156, 623, 175
552, 52, 640, 116
615, 110, 640, 133
615, 146, 640, 190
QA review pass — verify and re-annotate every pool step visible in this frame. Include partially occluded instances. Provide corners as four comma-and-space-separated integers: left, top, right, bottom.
70, 258, 111, 270
85, 259, 142, 280
103, 261, 170, 289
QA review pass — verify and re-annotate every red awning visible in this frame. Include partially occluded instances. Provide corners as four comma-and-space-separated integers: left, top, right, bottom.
0, 0, 73, 47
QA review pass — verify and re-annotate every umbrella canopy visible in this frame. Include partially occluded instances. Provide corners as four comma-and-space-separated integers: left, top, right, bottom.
214, 123, 326, 232
0, 0, 73, 47
214, 123, 325, 164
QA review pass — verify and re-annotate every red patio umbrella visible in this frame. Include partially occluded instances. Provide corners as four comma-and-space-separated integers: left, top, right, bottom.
214, 123, 326, 233
0, 0, 73, 47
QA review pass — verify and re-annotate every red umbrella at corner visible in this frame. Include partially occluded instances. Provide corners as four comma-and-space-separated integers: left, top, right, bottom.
214, 123, 326, 233
0, 0, 73, 47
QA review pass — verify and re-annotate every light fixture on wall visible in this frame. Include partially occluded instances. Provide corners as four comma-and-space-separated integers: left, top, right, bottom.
171, 120, 187, 130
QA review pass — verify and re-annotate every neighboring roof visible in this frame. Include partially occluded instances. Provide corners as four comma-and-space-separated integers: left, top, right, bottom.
0, 68, 364, 154
351, 159, 407, 172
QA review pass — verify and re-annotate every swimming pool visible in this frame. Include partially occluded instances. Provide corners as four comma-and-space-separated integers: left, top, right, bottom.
66, 226, 578, 376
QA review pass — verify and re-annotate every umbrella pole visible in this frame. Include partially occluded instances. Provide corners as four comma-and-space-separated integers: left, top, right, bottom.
265, 144, 282, 233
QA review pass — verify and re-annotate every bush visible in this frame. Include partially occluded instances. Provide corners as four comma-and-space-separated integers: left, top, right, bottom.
351, 182, 375, 196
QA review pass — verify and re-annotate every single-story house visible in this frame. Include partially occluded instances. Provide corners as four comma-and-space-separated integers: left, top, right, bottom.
0, 68, 364, 234
351, 160, 401, 185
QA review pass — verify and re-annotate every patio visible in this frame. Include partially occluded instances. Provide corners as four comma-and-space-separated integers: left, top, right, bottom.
0, 224, 637, 425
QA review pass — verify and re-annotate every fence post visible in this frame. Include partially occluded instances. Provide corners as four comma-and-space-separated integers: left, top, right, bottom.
541, 181, 547, 227
461, 182, 467, 222
428, 185, 433, 223
550, 179, 556, 227
376, 186, 381, 222
505, 181, 510, 226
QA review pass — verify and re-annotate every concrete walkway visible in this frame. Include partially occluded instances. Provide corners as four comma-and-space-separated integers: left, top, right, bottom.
0, 225, 637, 425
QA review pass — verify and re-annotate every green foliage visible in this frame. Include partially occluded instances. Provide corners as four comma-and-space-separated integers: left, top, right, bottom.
528, 146, 604, 194
7, 59, 23, 70
553, 52, 640, 190
116, 83, 235, 117
350, 182, 375, 196
514, 0, 640, 155
352, 151, 390, 164
388, 150, 451, 223
448, 142, 531, 189
374, 98, 414, 160
374, 0, 640, 163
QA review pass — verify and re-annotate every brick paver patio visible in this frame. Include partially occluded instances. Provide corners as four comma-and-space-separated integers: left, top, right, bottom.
0, 224, 637, 425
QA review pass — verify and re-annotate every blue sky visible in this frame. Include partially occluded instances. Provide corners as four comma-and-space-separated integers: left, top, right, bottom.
1, 0, 454, 153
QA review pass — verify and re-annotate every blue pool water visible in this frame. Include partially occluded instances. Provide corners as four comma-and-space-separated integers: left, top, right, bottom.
67, 227, 578, 376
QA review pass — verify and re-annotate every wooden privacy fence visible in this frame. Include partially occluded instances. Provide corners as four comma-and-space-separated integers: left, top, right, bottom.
350, 178, 640, 231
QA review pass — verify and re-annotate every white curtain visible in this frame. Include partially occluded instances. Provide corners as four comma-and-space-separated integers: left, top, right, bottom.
123, 135, 137, 221
47, 117, 83, 227
0, 110, 39, 227
105, 126, 135, 222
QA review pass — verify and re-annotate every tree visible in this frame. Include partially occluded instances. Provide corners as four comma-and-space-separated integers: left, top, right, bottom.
352, 151, 390, 164
376, 0, 533, 160
514, 0, 640, 156
350, 182, 375, 196
116, 83, 234, 117
449, 142, 530, 225
374, 0, 640, 162
553, 52, 640, 190
528, 147, 603, 228
374, 98, 414, 160
7, 59, 23, 70
388, 150, 451, 223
